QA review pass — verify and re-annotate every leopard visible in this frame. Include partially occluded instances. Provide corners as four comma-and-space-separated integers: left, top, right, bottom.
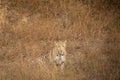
49, 40, 67, 69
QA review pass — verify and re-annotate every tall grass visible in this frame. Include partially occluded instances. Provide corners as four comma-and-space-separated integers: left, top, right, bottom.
0, 0, 120, 80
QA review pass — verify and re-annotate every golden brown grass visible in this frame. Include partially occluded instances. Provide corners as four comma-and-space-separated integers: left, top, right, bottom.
0, 0, 120, 80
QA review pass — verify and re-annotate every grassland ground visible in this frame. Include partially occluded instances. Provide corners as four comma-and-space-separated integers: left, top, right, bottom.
0, 0, 120, 80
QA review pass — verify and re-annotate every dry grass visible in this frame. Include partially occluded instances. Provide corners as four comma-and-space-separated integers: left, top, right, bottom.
0, 0, 120, 80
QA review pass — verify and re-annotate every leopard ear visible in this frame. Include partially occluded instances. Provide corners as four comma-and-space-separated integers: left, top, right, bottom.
54, 41, 58, 45
64, 40, 67, 44
63, 40, 67, 47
